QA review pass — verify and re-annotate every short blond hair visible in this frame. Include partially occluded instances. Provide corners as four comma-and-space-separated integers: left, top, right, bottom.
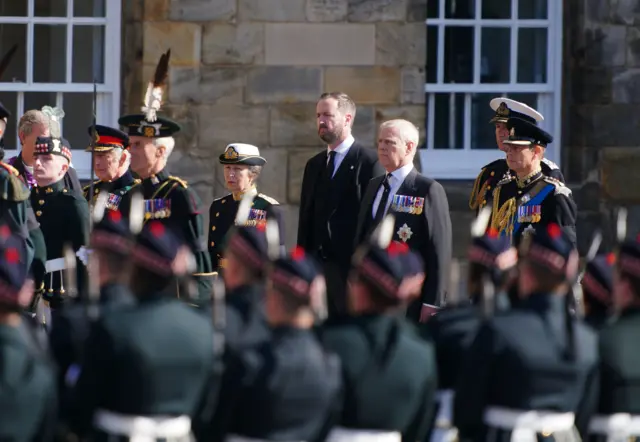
379, 119, 420, 147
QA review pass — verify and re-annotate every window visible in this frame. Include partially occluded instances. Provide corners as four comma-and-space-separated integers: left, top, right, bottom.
0, 0, 121, 179
421, 0, 562, 179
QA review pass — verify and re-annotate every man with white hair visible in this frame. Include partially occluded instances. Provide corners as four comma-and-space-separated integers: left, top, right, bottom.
355, 119, 452, 323
469, 98, 565, 213
9, 108, 82, 191
82, 125, 139, 212
117, 112, 215, 303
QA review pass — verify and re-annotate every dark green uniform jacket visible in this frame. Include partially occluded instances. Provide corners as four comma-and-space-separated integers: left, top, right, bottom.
454, 294, 599, 441
82, 170, 139, 213
597, 307, 640, 414
319, 314, 438, 442
203, 327, 342, 442
137, 169, 215, 302
220, 283, 270, 351
0, 324, 57, 441
30, 179, 89, 308
208, 190, 281, 271
66, 294, 216, 438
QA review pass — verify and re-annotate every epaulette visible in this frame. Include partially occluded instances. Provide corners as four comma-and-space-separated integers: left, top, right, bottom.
133, 178, 142, 185
541, 158, 559, 170
211, 194, 230, 204
496, 174, 515, 187
82, 179, 101, 192
168, 176, 188, 188
0, 162, 30, 201
258, 193, 279, 205
543, 176, 572, 197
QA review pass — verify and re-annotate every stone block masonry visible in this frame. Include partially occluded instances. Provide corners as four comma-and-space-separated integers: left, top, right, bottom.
123, 0, 426, 243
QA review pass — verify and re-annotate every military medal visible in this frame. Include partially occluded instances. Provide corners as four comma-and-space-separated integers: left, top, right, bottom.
144, 198, 172, 219
517, 205, 541, 223
414, 197, 424, 215
397, 223, 413, 242
105, 193, 122, 211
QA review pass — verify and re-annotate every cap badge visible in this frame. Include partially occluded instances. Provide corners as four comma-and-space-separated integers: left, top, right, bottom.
224, 146, 239, 160
510, 127, 516, 136
397, 223, 413, 243
52, 138, 61, 153
144, 126, 155, 137
496, 102, 510, 116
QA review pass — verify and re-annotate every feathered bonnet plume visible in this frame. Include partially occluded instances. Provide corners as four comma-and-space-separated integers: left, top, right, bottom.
41, 106, 65, 138
142, 50, 170, 122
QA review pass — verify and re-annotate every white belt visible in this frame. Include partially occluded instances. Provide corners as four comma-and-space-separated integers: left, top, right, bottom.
484, 407, 575, 442
326, 427, 401, 442
430, 390, 458, 442
94, 409, 191, 441
45, 257, 66, 273
589, 413, 640, 437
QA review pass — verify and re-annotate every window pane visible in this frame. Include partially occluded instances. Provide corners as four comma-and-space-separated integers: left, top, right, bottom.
470, 93, 501, 150
482, 0, 511, 19
427, 26, 438, 83
72, 26, 105, 83
445, 27, 474, 83
74, 0, 106, 17
0, 25, 27, 82
518, 28, 547, 83
481, 28, 510, 83
445, 0, 475, 19
432, 93, 464, 150
34, 0, 66, 16
427, 0, 439, 18
24, 92, 58, 115
0, 0, 27, 16
519, 0, 547, 19
34, 25, 66, 83
0, 92, 18, 150
62, 93, 93, 151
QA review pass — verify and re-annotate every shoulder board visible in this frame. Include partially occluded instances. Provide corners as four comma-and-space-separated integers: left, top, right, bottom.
541, 158, 559, 170
483, 158, 508, 171
212, 194, 232, 204
543, 176, 572, 197
168, 176, 188, 188
0, 162, 19, 177
82, 179, 101, 192
258, 193, 279, 205
133, 178, 142, 185
496, 175, 515, 187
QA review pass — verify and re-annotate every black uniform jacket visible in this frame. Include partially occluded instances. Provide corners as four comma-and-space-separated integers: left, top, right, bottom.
82, 170, 139, 213
469, 157, 565, 212
66, 293, 216, 437
203, 327, 342, 442
355, 168, 453, 312
136, 169, 215, 302
318, 314, 438, 442
454, 294, 599, 440
489, 172, 577, 248
297, 141, 383, 266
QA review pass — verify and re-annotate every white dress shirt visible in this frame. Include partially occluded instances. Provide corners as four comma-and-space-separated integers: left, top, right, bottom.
326, 135, 355, 178
371, 162, 415, 218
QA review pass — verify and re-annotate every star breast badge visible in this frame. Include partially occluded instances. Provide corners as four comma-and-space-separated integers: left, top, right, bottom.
397, 223, 413, 243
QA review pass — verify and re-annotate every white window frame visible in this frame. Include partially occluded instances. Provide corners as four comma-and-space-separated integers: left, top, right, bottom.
0, 0, 121, 180
420, 0, 563, 180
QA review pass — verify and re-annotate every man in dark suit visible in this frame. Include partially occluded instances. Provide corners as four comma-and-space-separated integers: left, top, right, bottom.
355, 119, 452, 322
297, 92, 383, 318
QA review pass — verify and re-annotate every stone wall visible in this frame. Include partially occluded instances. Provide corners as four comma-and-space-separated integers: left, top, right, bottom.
121, 0, 426, 248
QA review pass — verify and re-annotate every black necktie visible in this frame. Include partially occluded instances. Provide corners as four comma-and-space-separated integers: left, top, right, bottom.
373, 174, 391, 224
325, 151, 336, 180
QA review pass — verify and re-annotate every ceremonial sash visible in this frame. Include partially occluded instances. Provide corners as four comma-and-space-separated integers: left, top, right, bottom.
510, 183, 554, 239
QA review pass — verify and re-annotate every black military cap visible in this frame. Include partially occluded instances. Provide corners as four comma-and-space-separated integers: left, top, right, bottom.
505, 117, 553, 147
86, 124, 130, 153
520, 223, 578, 279
225, 223, 269, 272
582, 253, 615, 308
269, 246, 324, 302
0, 224, 29, 308
467, 228, 518, 283
618, 236, 640, 281
132, 221, 192, 277
219, 143, 267, 166
489, 97, 543, 125
90, 210, 134, 256
352, 241, 425, 302
118, 114, 181, 138
0, 102, 10, 120
34, 136, 72, 163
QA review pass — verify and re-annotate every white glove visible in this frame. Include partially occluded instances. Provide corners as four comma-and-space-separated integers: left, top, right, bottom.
76, 246, 92, 266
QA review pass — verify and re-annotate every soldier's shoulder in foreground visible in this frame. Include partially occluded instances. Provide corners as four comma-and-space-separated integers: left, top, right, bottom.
0, 162, 30, 202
